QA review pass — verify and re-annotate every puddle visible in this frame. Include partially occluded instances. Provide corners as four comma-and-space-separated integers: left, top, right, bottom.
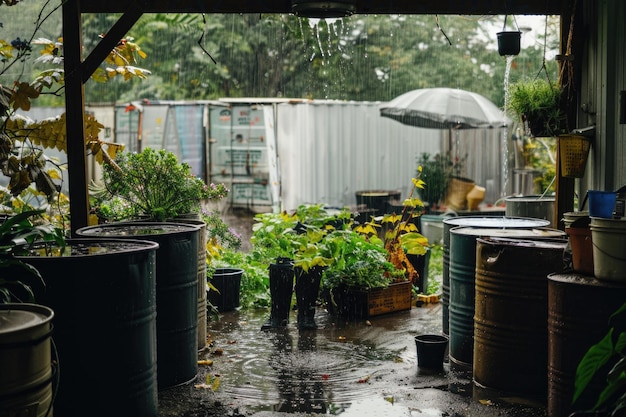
205, 305, 447, 414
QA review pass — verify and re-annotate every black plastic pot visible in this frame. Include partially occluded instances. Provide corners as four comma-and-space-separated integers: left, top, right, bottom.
208, 268, 243, 312
497, 31, 521, 56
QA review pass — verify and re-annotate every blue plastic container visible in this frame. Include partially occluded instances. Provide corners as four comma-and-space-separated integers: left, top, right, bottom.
588, 190, 617, 218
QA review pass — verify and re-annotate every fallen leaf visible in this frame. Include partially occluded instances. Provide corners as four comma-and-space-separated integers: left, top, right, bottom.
198, 359, 213, 366
384, 396, 394, 404
211, 376, 221, 392
213, 348, 224, 356
365, 320, 372, 326
338, 336, 346, 342
479, 399, 493, 405
321, 374, 330, 380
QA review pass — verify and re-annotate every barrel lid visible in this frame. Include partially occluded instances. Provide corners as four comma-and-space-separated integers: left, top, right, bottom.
451, 227, 565, 239
548, 273, 626, 289
477, 236, 568, 250
0, 304, 53, 335
77, 221, 199, 237
421, 214, 446, 221
504, 195, 556, 202
443, 216, 550, 229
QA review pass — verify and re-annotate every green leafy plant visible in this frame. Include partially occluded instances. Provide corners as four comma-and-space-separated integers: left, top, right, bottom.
1, 0, 150, 201
416, 152, 467, 209
573, 302, 626, 417
96, 148, 228, 221
0, 209, 65, 303
354, 176, 429, 285
507, 78, 565, 137
319, 229, 406, 291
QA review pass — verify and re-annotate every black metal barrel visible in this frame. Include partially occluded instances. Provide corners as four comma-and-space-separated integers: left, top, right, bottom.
77, 222, 200, 390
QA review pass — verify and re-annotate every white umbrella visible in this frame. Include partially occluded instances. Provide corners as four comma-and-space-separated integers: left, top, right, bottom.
379, 87, 510, 129
379, 88, 511, 208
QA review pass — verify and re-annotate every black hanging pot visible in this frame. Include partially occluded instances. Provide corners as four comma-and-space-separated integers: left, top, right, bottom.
497, 15, 521, 56
497, 31, 521, 56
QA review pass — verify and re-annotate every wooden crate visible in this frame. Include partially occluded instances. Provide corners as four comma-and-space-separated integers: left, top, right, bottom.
325, 281, 412, 318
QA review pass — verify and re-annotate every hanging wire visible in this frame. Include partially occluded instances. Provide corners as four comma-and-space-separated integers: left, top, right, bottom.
502, 14, 520, 32
559, 0, 577, 96
197, 13, 217, 65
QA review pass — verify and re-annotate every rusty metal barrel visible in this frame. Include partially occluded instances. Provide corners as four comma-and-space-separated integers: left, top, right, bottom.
442, 216, 550, 335
547, 274, 626, 417
448, 227, 563, 370
472, 237, 567, 399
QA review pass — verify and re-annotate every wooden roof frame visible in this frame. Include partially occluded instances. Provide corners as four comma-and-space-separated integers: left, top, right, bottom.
63, 0, 573, 234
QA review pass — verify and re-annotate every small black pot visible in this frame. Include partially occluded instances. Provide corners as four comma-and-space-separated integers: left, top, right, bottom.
497, 31, 521, 56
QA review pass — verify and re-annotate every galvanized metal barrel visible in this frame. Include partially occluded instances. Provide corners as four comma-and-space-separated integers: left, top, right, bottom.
448, 227, 564, 370
547, 274, 626, 417
442, 216, 550, 335
77, 222, 200, 390
0, 304, 54, 417
472, 237, 567, 399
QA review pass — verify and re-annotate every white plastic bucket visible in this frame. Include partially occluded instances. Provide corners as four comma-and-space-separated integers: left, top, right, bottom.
589, 217, 626, 282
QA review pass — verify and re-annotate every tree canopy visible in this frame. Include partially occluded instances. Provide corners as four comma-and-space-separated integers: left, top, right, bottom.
1, 5, 560, 107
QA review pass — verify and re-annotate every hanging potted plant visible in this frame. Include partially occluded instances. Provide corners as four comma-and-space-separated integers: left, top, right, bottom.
508, 78, 566, 137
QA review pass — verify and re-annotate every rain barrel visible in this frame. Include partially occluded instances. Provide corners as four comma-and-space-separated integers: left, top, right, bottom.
472, 237, 567, 400
16, 238, 159, 417
355, 190, 401, 217
442, 216, 550, 335
77, 222, 200, 390
0, 304, 54, 417
448, 227, 564, 370
505, 195, 556, 228
169, 216, 209, 350
547, 274, 626, 417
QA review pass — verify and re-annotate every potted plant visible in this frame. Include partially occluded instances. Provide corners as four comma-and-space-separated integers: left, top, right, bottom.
323, 175, 429, 318
82, 149, 233, 389
93, 147, 228, 222
417, 152, 468, 211
507, 78, 566, 137
249, 204, 352, 329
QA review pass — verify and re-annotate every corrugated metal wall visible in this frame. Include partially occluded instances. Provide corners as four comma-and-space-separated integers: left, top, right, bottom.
275, 100, 507, 211
581, 0, 626, 193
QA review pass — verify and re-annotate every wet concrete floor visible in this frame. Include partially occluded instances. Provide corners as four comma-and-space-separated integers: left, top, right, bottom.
189, 303, 547, 417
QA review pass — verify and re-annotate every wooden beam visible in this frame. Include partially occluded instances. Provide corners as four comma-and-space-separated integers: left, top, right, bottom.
80, 4, 145, 83
80, 0, 568, 15
63, 0, 146, 235
63, 0, 89, 236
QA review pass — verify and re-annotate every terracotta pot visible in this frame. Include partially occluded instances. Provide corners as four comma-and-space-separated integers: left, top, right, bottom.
565, 226, 594, 276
